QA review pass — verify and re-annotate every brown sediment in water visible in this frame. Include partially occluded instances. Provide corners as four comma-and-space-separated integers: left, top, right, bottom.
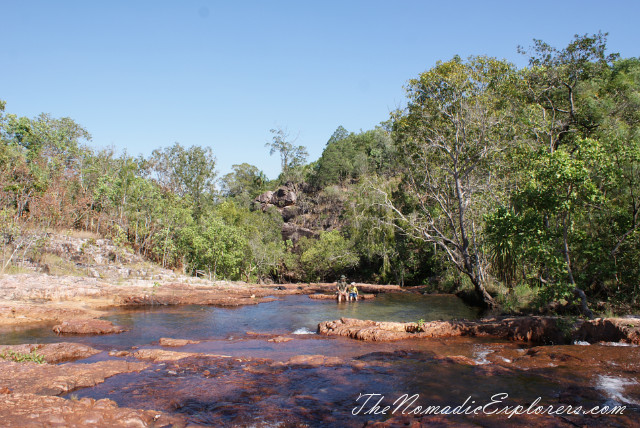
318, 316, 640, 345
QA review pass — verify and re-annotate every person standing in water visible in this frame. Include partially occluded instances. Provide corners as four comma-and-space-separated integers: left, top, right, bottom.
336, 275, 348, 302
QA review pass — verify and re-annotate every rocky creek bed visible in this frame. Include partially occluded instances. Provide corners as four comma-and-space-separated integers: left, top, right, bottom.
0, 275, 639, 427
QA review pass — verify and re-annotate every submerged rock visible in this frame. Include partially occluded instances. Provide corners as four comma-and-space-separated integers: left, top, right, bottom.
52, 319, 126, 335
158, 338, 201, 347
267, 336, 293, 343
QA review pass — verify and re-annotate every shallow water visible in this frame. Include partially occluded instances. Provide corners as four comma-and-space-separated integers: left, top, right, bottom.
3, 293, 639, 426
0, 293, 479, 347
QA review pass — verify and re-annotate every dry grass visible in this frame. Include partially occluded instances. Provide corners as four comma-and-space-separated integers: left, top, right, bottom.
60, 229, 101, 240
40, 253, 86, 277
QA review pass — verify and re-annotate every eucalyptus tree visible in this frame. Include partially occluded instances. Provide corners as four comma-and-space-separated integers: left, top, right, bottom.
385, 56, 519, 308
265, 127, 308, 184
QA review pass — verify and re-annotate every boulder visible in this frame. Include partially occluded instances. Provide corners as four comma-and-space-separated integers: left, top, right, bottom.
281, 223, 316, 243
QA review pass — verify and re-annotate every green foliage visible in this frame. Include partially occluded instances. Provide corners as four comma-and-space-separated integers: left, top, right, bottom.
220, 163, 270, 206
0, 349, 46, 364
310, 126, 395, 188
298, 230, 359, 282
178, 215, 248, 280
266, 128, 309, 184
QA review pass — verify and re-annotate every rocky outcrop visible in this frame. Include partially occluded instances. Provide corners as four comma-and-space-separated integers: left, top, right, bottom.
318, 316, 640, 344
0, 359, 148, 395
0, 393, 183, 427
0, 343, 101, 364
281, 223, 316, 242
53, 319, 126, 335
573, 317, 640, 343
254, 185, 297, 211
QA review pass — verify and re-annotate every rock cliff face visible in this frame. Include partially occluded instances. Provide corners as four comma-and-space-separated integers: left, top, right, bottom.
254, 183, 348, 244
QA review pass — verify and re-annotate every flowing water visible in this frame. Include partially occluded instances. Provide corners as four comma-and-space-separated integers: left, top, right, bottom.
2, 293, 639, 427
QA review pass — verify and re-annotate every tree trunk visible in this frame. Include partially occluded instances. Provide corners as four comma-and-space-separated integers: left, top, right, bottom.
562, 215, 594, 319
468, 272, 496, 309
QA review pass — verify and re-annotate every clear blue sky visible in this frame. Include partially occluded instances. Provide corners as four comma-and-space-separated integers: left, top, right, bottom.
2, 1, 638, 179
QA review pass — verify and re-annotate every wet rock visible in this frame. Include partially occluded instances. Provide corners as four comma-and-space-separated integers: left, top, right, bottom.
308, 293, 376, 300
574, 318, 640, 344
267, 336, 293, 343
0, 393, 183, 427
158, 338, 201, 347
320, 316, 640, 345
277, 354, 344, 367
132, 349, 231, 362
0, 360, 148, 395
53, 318, 126, 335
318, 317, 570, 343
0, 343, 101, 364
108, 350, 131, 357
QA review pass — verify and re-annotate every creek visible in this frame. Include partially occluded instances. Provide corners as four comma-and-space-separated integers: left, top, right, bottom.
1, 293, 638, 427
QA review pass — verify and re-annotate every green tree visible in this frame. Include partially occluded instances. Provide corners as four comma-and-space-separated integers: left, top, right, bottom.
220, 163, 269, 206
147, 143, 217, 219
387, 56, 519, 308
265, 128, 308, 183
298, 230, 359, 282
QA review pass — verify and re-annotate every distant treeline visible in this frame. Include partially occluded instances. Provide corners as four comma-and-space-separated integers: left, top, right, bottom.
1, 32, 638, 316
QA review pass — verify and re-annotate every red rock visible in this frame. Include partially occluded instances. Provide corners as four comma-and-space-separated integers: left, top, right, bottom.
0, 360, 149, 395
267, 336, 293, 343
53, 319, 126, 335
158, 338, 201, 347
0, 393, 184, 427
0, 342, 100, 363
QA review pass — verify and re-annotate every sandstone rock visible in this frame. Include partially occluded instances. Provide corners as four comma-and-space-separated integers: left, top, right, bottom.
158, 338, 201, 347
272, 187, 297, 207
308, 293, 375, 300
267, 336, 293, 343
0, 342, 101, 364
281, 223, 316, 243
0, 360, 148, 395
0, 393, 183, 427
318, 316, 640, 345
132, 349, 231, 362
255, 190, 274, 204
278, 354, 343, 366
281, 205, 300, 222
53, 319, 126, 335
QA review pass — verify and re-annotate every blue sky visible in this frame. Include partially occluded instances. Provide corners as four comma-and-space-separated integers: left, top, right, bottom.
2, 1, 639, 179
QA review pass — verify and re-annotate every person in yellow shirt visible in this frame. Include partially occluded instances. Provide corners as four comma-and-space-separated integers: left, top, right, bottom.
348, 282, 359, 301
